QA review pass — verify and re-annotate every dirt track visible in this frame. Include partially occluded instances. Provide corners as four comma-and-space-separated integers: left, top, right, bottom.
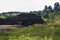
0, 25, 22, 29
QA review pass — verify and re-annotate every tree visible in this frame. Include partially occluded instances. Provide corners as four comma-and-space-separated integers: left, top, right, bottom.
48, 6, 52, 12
2, 13, 6, 16
45, 5, 48, 10
42, 5, 48, 14
37, 11, 41, 17
30, 11, 33, 14
54, 2, 60, 11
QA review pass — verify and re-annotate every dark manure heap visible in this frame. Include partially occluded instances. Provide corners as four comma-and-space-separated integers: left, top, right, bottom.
0, 13, 46, 26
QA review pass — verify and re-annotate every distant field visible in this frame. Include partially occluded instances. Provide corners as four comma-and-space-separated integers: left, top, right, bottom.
0, 13, 18, 18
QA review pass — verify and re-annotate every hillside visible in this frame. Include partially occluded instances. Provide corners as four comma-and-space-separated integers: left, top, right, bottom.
0, 2, 60, 40
0, 12, 60, 40
0, 24, 60, 40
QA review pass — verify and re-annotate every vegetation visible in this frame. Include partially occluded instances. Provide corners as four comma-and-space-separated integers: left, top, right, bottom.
0, 2, 60, 40
0, 24, 60, 40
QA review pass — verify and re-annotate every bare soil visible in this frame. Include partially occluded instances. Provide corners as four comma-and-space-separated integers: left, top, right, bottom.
0, 25, 22, 29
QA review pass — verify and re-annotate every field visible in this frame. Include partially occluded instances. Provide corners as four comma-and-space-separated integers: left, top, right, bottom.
0, 13, 60, 40
0, 22, 60, 40
0, 2, 60, 40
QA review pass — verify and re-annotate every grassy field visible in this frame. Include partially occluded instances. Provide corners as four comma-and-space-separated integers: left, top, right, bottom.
0, 23, 60, 40
0, 13, 18, 18
0, 12, 60, 40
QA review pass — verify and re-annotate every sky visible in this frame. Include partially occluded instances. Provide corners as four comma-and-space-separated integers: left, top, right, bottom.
0, 0, 60, 13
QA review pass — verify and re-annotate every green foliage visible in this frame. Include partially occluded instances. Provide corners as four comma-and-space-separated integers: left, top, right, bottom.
0, 13, 18, 19
0, 2, 60, 40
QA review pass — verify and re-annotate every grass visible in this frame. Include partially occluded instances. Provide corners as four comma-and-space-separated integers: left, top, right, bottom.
0, 24, 60, 40
0, 13, 18, 19
0, 12, 60, 40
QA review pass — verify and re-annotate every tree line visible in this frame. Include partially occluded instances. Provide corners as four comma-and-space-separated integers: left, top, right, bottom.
0, 2, 60, 19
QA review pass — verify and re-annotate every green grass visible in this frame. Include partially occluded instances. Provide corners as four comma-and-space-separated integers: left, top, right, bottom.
0, 12, 60, 40
0, 24, 60, 40
0, 13, 18, 19
0, 16, 6, 18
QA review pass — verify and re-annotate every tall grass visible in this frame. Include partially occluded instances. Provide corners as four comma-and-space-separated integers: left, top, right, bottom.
0, 24, 60, 40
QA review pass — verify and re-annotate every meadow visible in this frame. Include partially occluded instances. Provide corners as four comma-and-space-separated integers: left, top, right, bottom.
0, 13, 60, 40
0, 2, 60, 40
0, 23, 60, 40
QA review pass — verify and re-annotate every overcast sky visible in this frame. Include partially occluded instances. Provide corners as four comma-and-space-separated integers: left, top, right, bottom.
0, 0, 60, 12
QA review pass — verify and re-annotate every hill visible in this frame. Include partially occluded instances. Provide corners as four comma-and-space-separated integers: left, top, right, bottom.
0, 2, 60, 40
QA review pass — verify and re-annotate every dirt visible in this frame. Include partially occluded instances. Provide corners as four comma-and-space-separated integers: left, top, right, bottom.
53, 20, 60, 25
0, 25, 22, 29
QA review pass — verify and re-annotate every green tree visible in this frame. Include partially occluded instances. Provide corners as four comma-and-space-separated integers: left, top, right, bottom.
48, 6, 52, 12
54, 2, 60, 11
